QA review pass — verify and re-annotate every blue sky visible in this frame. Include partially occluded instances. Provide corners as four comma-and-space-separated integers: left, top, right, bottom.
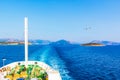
0, 0, 120, 42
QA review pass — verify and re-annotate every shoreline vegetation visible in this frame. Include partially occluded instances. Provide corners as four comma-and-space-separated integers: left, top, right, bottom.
0, 39, 119, 46
0, 42, 32, 45
81, 43, 105, 46
0, 42, 105, 46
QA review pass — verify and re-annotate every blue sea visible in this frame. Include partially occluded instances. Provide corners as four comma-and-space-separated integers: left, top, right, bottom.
0, 45, 120, 80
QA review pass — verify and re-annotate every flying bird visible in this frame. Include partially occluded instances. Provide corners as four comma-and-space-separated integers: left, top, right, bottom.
84, 26, 92, 31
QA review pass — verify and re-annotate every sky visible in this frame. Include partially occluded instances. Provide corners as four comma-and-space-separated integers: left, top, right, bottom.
0, 0, 120, 42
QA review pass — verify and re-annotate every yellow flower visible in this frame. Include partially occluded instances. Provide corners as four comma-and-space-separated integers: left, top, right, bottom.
20, 71, 28, 78
14, 73, 20, 78
5, 75, 13, 80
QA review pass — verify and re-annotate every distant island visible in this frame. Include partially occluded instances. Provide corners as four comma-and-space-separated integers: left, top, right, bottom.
90, 40, 120, 45
0, 39, 50, 45
81, 43, 105, 46
81, 40, 120, 46
0, 39, 120, 46
0, 42, 32, 45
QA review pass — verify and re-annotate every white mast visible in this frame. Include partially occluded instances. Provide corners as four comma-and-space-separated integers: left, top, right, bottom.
24, 17, 28, 66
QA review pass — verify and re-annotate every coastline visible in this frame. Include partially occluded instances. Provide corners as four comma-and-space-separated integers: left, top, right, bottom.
81, 43, 105, 47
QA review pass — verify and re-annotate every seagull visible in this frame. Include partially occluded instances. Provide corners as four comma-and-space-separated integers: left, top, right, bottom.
84, 26, 92, 31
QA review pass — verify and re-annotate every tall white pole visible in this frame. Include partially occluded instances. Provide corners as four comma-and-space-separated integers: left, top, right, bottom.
24, 17, 28, 66
2, 58, 6, 66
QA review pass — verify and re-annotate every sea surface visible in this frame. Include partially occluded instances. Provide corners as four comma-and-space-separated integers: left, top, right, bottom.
0, 45, 120, 80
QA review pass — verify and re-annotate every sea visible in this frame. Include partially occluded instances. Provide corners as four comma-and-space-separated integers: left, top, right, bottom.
0, 45, 120, 80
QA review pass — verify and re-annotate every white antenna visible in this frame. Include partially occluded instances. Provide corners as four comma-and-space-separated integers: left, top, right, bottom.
24, 17, 28, 66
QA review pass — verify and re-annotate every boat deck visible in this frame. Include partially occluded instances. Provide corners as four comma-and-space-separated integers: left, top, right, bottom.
0, 61, 61, 80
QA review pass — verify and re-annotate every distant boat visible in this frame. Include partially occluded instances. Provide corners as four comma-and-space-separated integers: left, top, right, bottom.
0, 17, 61, 80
